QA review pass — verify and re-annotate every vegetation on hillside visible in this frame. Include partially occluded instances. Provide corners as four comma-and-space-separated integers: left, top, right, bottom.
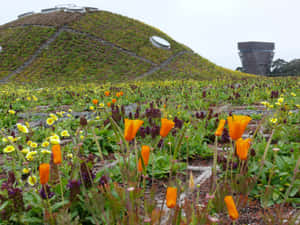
13, 31, 152, 83
70, 11, 190, 64
1, 10, 251, 82
0, 26, 56, 79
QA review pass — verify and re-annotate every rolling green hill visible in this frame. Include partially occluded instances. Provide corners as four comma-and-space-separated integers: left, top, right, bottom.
0, 10, 252, 83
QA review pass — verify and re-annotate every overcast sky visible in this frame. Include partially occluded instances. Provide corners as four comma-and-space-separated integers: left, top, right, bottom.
1, 0, 300, 69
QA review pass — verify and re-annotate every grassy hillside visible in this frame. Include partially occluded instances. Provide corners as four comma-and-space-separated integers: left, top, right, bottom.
14, 31, 152, 83
0, 26, 56, 79
0, 10, 250, 83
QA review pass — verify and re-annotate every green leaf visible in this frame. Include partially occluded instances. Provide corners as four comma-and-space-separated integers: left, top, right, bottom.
52, 200, 70, 211
0, 200, 10, 211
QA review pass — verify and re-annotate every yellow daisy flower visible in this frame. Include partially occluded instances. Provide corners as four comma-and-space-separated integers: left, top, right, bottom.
17, 123, 29, 134
3, 145, 15, 153
42, 141, 50, 147
61, 130, 70, 137
22, 168, 31, 174
25, 151, 37, 161
46, 118, 55, 126
21, 148, 30, 154
270, 118, 278, 124
30, 142, 38, 148
28, 175, 37, 186
8, 110, 16, 115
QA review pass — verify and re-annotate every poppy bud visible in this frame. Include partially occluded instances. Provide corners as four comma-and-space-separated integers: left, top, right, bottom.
224, 196, 239, 220
39, 163, 50, 185
215, 119, 226, 136
52, 144, 62, 164
166, 187, 177, 208
138, 146, 150, 172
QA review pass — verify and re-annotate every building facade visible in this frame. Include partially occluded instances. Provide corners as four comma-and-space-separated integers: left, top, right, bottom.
238, 42, 275, 75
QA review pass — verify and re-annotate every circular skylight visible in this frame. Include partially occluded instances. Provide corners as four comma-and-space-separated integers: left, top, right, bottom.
150, 36, 171, 49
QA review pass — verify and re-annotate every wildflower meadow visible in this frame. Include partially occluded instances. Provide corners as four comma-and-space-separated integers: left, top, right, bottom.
0, 78, 299, 225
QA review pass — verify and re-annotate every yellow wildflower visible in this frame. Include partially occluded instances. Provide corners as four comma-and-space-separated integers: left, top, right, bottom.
270, 118, 278, 124
49, 113, 58, 121
60, 130, 70, 137
2, 137, 8, 143
22, 168, 31, 174
30, 142, 38, 148
46, 118, 55, 126
67, 153, 73, 159
28, 175, 37, 186
8, 110, 16, 115
42, 141, 50, 147
99, 103, 104, 108
21, 148, 30, 154
41, 149, 51, 154
49, 134, 60, 144
291, 92, 296, 97
25, 151, 37, 161
17, 123, 29, 134
27, 96, 31, 101
32, 95, 38, 101
27, 140, 32, 145
278, 98, 284, 103
3, 145, 15, 153
89, 106, 95, 110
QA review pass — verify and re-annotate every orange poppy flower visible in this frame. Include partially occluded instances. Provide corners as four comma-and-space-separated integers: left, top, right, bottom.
119, 91, 124, 96
107, 102, 111, 107
227, 115, 251, 140
138, 145, 151, 172
116, 93, 121, 97
236, 138, 251, 160
92, 99, 98, 105
112, 98, 117, 104
52, 144, 62, 164
166, 187, 177, 208
160, 118, 175, 138
224, 196, 239, 220
124, 119, 144, 141
39, 163, 50, 185
104, 91, 110, 97
215, 119, 226, 136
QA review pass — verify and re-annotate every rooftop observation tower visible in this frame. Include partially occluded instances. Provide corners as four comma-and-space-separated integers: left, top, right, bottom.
238, 42, 275, 75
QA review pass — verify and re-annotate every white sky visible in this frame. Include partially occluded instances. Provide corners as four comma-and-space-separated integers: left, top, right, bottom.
1, 0, 300, 69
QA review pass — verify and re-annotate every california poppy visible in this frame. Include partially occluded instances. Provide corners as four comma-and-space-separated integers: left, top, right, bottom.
107, 102, 111, 107
160, 118, 175, 138
124, 119, 144, 141
52, 144, 62, 164
92, 99, 98, 105
138, 145, 150, 172
104, 91, 110, 97
119, 91, 124, 96
224, 196, 239, 220
112, 98, 117, 104
236, 138, 251, 160
39, 163, 50, 185
166, 187, 177, 208
227, 115, 251, 140
116, 92, 121, 97
215, 119, 226, 136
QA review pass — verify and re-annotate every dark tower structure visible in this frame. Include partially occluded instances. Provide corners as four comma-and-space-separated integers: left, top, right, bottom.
238, 42, 275, 75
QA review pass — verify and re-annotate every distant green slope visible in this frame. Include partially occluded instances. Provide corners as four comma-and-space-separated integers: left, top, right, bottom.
15, 31, 152, 82
0, 26, 56, 79
0, 10, 251, 83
